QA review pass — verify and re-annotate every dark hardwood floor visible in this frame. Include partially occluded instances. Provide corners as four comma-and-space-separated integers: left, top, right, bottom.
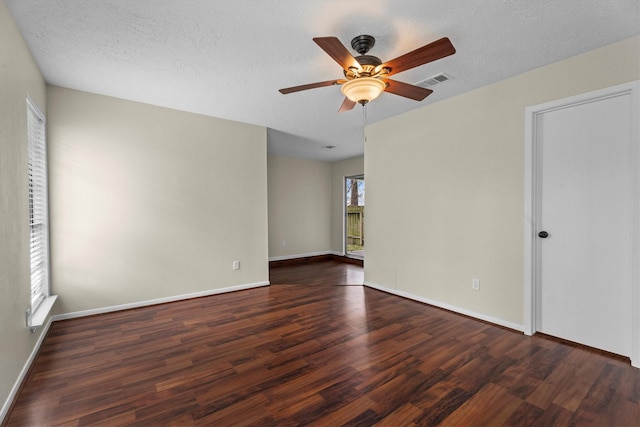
5, 261, 639, 426
269, 259, 364, 286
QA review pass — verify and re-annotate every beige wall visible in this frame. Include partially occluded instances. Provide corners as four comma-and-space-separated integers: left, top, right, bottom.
47, 86, 268, 314
365, 36, 640, 327
0, 1, 47, 416
266, 154, 364, 259
331, 156, 364, 253
267, 155, 332, 259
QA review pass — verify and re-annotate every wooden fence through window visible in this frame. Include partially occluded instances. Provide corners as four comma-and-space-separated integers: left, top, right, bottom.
347, 205, 364, 246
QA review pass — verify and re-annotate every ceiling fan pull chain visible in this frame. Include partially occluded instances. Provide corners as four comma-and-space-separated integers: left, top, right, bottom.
362, 103, 367, 143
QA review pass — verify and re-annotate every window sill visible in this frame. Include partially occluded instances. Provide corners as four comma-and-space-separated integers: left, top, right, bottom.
28, 295, 58, 331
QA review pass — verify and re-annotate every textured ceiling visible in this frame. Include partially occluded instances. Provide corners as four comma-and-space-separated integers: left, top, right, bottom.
6, 0, 640, 161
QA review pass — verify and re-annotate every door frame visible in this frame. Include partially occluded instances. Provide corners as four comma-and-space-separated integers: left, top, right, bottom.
523, 80, 640, 368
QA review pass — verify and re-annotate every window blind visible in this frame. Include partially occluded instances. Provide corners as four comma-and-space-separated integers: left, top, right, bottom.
27, 99, 49, 312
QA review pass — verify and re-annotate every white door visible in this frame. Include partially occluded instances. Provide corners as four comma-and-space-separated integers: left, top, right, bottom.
534, 89, 635, 357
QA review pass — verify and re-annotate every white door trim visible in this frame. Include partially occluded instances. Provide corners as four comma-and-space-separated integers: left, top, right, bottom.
523, 80, 640, 368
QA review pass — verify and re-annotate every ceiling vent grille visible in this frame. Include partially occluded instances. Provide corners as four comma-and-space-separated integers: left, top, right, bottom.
416, 72, 453, 88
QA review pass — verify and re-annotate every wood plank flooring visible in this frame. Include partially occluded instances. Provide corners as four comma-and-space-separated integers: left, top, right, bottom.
5, 261, 639, 426
269, 260, 364, 286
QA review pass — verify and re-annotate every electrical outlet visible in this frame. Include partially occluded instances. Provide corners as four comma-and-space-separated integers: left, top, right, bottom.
233, 261, 240, 270
472, 278, 480, 291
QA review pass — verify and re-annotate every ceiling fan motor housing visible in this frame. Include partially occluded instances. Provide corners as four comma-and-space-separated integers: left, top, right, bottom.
344, 54, 384, 79
356, 55, 382, 67
344, 35, 386, 79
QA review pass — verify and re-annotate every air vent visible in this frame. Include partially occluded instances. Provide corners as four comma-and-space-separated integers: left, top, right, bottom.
416, 72, 453, 88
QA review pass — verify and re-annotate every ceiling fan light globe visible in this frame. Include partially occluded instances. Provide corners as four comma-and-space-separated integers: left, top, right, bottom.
341, 77, 386, 105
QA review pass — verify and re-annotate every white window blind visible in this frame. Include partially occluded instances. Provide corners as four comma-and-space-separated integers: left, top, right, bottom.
27, 99, 49, 312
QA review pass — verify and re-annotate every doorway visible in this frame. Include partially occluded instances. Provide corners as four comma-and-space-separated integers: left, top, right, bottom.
345, 175, 365, 258
524, 81, 640, 367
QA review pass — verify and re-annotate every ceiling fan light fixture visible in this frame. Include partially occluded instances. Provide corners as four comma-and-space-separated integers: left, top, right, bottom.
341, 77, 386, 105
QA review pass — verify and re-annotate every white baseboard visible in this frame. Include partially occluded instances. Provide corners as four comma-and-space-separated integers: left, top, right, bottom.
364, 281, 524, 332
52, 281, 270, 321
1, 317, 54, 424
269, 251, 342, 262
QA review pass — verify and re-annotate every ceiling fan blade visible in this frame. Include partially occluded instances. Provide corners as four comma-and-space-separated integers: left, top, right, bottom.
279, 80, 341, 94
381, 37, 455, 76
313, 37, 361, 71
384, 79, 433, 101
338, 97, 356, 113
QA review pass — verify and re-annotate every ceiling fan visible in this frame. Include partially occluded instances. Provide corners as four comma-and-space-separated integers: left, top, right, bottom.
279, 34, 456, 112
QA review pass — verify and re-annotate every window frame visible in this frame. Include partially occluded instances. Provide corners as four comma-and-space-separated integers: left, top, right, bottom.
26, 97, 52, 324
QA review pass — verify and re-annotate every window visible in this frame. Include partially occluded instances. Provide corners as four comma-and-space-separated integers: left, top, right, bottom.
27, 98, 50, 315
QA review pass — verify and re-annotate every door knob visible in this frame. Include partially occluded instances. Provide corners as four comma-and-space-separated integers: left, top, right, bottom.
538, 231, 549, 238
